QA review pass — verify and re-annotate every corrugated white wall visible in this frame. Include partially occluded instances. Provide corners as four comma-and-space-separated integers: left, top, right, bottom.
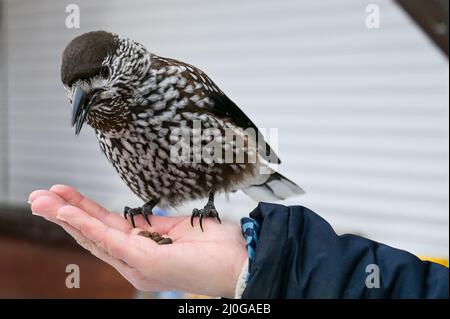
0, 1, 8, 203
1, 0, 448, 258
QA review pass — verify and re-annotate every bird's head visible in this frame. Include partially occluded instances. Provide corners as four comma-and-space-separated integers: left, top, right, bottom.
61, 31, 150, 134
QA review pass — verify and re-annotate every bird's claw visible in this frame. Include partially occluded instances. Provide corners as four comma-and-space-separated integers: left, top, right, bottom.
124, 205, 153, 228
190, 205, 221, 232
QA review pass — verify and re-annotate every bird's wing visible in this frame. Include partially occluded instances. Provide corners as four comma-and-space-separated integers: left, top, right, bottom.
207, 90, 281, 164
157, 56, 281, 164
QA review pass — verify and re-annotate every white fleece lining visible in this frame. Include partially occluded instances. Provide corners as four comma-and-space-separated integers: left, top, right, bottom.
233, 259, 249, 299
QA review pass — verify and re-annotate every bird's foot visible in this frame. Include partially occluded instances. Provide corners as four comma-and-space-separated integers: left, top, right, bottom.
138, 231, 173, 245
124, 201, 155, 228
190, 202, 221, 232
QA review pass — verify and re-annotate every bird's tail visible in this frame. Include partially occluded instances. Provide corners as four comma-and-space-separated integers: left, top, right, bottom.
241, 171, 305, 202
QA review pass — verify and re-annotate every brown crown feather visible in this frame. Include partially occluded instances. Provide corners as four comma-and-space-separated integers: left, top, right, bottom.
61, 31, 118, 86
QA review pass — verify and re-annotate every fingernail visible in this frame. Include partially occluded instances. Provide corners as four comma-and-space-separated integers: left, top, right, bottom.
31, 211, 43, 217
56, 213, 67, 222
27, 193, 36, 204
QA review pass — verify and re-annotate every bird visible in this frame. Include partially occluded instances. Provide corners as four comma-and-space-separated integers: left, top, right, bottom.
61, 30, 304, 231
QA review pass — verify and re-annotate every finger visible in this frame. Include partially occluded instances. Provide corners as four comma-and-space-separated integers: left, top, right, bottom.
133, 214, 189, 235
31, 195, 141, 281
56, 205, 146, 268
28, 189, 65, 205
130, 214, 168, 234
50, 184, 131, 232
31, 195, 67, 222
32, 188, 182, 240
59, 222, 135, 278
50, 184, 182, 234
31, 188, 169, 244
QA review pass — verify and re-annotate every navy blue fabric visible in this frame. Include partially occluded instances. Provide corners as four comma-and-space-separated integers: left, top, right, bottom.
241, 202, 449, 299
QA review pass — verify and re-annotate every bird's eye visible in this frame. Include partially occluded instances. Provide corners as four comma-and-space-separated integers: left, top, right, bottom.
100, 67, 110, 78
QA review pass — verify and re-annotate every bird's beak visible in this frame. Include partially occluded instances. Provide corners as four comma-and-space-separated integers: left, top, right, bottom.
71, 85, 92, 135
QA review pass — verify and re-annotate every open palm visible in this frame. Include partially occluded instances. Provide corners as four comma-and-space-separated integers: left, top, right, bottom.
29, 185, 247, 298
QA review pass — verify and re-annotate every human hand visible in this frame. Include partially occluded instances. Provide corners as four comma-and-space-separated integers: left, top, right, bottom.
28, 185, 248, 298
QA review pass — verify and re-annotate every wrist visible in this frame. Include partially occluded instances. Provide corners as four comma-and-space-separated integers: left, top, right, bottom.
223, 241, 248, 298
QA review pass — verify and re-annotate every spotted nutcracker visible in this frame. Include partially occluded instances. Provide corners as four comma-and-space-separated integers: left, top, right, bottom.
61, 31, 304, 231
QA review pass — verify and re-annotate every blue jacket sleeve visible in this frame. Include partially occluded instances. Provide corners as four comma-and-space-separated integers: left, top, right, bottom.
241, 202, 449, 299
